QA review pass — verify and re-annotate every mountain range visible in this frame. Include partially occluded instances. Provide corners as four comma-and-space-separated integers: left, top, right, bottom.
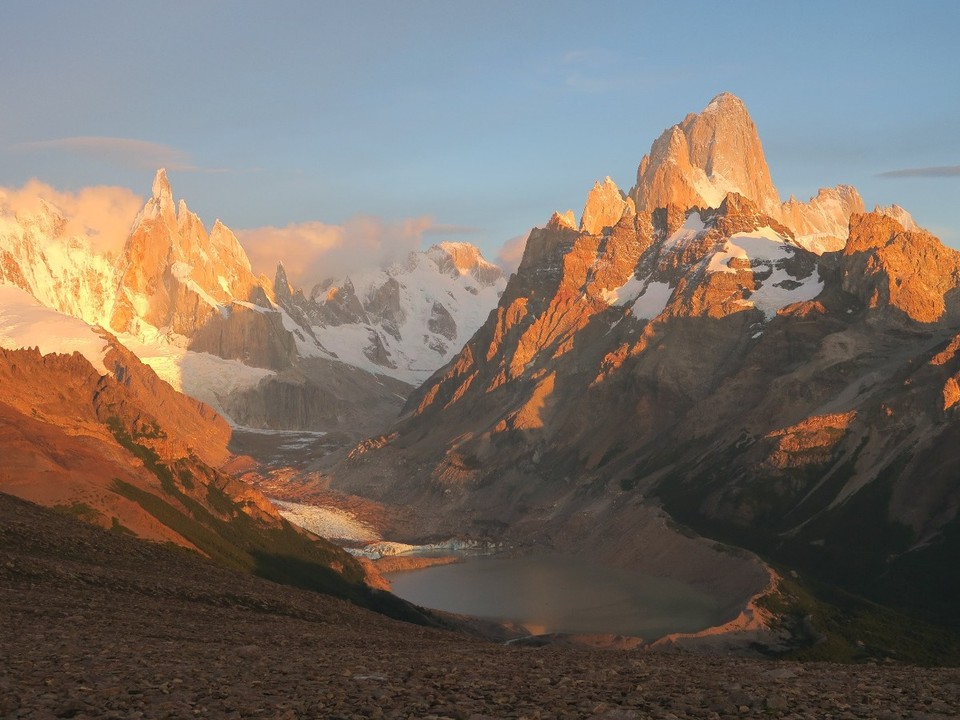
319, 92, 960, 633
2, 91, 958, 656
0, 158, 504, 617
0, 170, 505, 434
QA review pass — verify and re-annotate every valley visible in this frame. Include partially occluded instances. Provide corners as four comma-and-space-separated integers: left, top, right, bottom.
4, 3, 960, 716
1, 85, 959, 717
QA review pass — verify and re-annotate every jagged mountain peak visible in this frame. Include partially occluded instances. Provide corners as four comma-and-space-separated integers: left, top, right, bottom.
548, 210, 578, 230
580, 176, 634, 235
425, 242, 503, 287
779, 185, 865, 254
274, 261, 293, 299
151, 167, 172, 201
293, 242, 506, 384
631, 92, 780, 218
138, 167, 177, 227
874, 203, 918, 231
110, 170, 268, 338
529, 93, 860, 254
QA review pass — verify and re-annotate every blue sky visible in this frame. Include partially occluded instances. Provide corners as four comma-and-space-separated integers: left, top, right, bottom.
1, 1, 957, 279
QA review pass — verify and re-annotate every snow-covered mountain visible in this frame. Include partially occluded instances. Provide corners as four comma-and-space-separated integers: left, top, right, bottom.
0, 195, 117, 326
277, 242, 505, 385
0, 171, 504, 433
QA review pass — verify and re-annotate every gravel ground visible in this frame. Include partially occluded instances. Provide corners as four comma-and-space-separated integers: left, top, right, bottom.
2, 493, 959, 720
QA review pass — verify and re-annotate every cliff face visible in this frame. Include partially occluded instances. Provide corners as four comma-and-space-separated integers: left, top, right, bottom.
632, 93, 782, 218
109, 170, 268, 339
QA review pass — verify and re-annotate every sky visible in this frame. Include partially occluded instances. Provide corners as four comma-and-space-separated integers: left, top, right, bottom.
1, 1, 958, 284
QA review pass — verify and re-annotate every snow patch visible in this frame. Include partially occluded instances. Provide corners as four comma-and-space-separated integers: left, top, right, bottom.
707, 227, 823, 319
600, 275, 645, 305
0, 285, 111, 374
664, 210, 708, 249
118, 332, 274, 422
631, 281, 673, 319
272, 499, 379, 543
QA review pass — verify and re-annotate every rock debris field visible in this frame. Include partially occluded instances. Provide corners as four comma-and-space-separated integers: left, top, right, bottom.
1, 493, 959, 720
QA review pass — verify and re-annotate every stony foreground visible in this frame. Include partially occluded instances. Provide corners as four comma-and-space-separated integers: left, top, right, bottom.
1, 494, 959, 720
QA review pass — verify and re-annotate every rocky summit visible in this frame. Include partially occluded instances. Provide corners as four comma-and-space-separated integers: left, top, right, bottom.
322, 93, 960, 647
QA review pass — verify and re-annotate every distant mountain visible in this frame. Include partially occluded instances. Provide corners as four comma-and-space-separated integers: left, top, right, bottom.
276, 241, 504, 386
325, 93, 959, 630
0, 171, 504, 434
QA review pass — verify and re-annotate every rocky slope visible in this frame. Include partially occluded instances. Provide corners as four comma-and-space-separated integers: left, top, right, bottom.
0, 341, 390, 604
4, 492, 960, 717
323, 93, 959, 630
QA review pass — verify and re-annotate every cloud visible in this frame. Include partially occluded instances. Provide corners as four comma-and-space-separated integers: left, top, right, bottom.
9, 136, 241, 174
0, 179, 143, 255
236, 215, 437, 290
877, 165, 960, 178
12, 136, 196, 172
495, 231, 530, 273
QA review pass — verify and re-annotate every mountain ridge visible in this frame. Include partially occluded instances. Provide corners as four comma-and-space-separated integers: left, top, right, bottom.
320, 93, 960, 632
0, 171, 506, 432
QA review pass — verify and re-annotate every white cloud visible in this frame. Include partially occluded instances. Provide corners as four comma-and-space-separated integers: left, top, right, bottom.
236, 215, 437, 290
0, 179, 143, 255
495, 231, 530, 273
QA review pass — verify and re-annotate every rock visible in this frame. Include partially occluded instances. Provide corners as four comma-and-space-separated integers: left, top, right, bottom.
841, 212, 960, 324
581, 177, 633, 236
631, 92, 781, 218
765, 694, 789, 711
110, 169, 267, 338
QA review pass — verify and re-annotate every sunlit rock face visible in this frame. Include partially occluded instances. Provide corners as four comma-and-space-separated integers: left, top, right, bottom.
631, 92, 782, 218
110, 169, 269, 338
0, 193, 119, 327
840, 212, 960, 324
629, 92, 868, 254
